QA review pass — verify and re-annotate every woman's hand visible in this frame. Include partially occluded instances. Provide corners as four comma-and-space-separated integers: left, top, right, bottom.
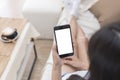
52, 42, 65, 67
63, 41, 81, 70
64, 39, 89, 70
52, 43, 64, 80
64, 55, 81, 70
64, 55, 88, 70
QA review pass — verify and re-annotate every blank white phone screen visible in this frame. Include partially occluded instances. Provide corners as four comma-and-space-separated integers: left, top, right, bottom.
55, 28, 73, 55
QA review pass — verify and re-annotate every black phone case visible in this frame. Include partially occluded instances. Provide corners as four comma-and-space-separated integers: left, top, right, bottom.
54, 24, 74, 58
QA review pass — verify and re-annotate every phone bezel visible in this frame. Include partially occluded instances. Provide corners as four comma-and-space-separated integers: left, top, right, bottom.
54, 24, 74, 58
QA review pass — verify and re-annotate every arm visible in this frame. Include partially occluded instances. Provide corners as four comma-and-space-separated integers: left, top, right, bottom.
77, 25, 89, 70
64, 29, 89, 70
52, 43, 63, 80
65, 15, 89, 70
77, 36, 89, 70
52, 65, 62, 80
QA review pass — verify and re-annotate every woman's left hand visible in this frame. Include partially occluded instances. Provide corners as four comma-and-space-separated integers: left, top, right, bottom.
52, 43, 65, 67
52, 43, 63, 80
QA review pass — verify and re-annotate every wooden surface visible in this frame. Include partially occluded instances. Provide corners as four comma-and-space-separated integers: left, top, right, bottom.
0, 17, 27, 76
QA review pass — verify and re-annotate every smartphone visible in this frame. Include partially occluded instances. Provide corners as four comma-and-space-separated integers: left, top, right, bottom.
54, 24, 74, 58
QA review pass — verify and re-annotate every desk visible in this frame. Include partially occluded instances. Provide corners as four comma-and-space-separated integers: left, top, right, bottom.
0, 18, 40, 80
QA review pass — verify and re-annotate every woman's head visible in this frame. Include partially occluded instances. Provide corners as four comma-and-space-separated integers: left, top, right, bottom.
88, 23, 120, 80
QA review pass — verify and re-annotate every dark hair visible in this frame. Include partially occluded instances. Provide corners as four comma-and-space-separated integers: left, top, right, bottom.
67, 75, 85, 80
88, 23, 120, 80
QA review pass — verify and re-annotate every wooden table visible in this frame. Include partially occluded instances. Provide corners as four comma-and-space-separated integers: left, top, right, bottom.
0, 18, 27, 77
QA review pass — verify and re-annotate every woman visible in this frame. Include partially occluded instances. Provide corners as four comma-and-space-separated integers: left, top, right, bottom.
52, 0, 88, 79
52, 1, 120, 80
52, 22, 120, 80
58, 0, 90, 74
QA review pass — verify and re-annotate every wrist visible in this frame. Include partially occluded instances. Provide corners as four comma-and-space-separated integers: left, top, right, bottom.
52, 64, 62, 80
53, 59, 63, 67
53, 63, 62, 68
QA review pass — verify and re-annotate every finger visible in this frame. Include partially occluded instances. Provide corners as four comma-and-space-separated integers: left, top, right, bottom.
52, 40, 59, 57
65, 56, 73, 60
52, 44, 59, 59
64, 60, 73, 65
52, 42, 56, 50
52, 46, 57, 55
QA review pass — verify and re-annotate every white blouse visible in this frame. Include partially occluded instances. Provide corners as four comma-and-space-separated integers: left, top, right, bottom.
62, 70, 88, 80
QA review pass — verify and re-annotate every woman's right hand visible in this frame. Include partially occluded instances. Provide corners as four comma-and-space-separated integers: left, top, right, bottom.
64, 39, 89, 70
64, 55, 89, 70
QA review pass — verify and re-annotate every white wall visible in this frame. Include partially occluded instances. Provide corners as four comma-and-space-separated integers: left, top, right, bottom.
0, 0, 25, 18
23, 0, 62, 39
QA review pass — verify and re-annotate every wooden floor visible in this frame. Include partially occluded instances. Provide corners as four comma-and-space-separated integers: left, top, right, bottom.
29, 39, 53, 80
